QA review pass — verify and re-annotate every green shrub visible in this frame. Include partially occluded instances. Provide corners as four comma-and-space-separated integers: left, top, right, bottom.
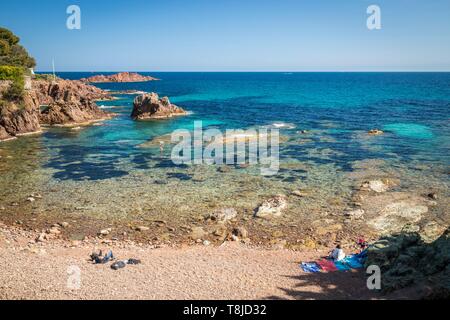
0, 65, 25, 101
0, 65, 23, 80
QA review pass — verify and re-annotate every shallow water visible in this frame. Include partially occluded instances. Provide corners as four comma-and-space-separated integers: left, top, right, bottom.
0, 72, 449, 241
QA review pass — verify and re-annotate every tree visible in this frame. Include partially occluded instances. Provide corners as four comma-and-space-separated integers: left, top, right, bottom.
0, 27, 36, 69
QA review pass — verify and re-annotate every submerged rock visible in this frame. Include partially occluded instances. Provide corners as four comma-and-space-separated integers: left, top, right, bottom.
368, 129, 384, 136
254, 195, 287, 219
361, 180, 389, 193
131, 93, 186, 120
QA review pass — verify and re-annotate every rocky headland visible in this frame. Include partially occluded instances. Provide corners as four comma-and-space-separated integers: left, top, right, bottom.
0, 78, 114, 140
36, 79, 113, 126
131, 92, 187, 120
81, 72, 159, 83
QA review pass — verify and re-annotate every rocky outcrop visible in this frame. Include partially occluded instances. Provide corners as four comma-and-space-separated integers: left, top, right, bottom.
131, 93, 186, 120
366, 227, 450, 297
40, 98, 111, 125
0, 89, 41, 141
32, 79, 112, 105
81, 72, 158, 83
32, 79, 112, 126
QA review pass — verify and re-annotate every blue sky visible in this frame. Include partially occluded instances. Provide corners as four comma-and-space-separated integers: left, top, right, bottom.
1, 0, 449, 71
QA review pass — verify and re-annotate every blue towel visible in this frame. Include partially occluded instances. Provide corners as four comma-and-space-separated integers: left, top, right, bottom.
334, 261, 351, 271
342, 255, 364, 269
301, 262, 321, 273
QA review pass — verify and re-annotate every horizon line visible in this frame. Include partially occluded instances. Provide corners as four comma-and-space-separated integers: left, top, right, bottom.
36, 70, 450, 73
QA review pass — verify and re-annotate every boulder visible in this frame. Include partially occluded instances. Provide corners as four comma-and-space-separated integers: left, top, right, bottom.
368, 201, 428, 234
361, 180, 389, 193
208, 208, 237, 223
254, 195, 287, 219
131, 93, 186, 120
366, 228, 450, 295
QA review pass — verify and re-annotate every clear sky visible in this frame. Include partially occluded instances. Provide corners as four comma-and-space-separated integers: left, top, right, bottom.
1, 0, 449, 71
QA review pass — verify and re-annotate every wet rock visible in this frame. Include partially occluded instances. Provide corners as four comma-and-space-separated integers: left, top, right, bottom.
291, 190, 308, 197
361, 180, 389, 193
208, 208, 238, 223
254, 195, 287, 219
368, 129, 384, 136
217, 166, 231, 173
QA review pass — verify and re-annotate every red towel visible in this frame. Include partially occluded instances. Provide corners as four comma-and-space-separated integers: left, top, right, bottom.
317, 259, 338, 272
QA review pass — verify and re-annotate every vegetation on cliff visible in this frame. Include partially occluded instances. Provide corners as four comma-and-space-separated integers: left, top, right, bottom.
0, 27, 36, 104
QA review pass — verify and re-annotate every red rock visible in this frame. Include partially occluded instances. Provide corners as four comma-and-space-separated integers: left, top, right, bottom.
81, 72, 158, 83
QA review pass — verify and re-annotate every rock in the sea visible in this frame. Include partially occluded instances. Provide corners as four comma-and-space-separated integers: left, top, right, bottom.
254, 195, 287, 219
361, 180, 389, 193
208, 208, 238, 223
291, 190, 308, 197
368, 129, 384, 136
131, 93, 186, 120
81, 72, 158, 83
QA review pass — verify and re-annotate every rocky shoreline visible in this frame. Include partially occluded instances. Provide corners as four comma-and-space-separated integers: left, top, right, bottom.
0, 78, 114, 141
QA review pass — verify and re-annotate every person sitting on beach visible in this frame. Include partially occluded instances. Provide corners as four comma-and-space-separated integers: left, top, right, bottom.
329, 245, 346, 261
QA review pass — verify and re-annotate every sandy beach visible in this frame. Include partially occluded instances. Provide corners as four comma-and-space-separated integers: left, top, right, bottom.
0, 223, 388, 300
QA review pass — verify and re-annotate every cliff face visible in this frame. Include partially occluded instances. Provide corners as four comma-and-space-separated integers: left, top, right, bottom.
0, 88, 41, 140
37, 80, 112, 125
32, 79, 111, 105
131, 93, 186, 120
81, 72, 158, 83
1, 79, 113, 140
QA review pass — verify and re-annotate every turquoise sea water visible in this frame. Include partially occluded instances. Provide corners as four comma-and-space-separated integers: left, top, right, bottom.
40, 72, 450, 180
0, 72, 449, 233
